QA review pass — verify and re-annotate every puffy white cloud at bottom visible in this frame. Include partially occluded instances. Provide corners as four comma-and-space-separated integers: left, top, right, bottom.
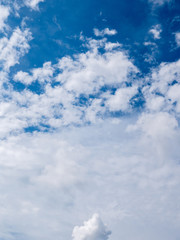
72, 214, 111, 240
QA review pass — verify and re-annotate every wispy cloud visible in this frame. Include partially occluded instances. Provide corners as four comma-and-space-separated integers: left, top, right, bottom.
149, 25, 162, 39
24, 0, 45, 10
0, 5, 10, 32
94, 28, 117, 37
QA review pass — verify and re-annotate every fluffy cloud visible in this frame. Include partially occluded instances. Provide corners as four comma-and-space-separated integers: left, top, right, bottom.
24, 0, 45, 10
14, 62, 54, 84
143, 58, 180, 115
72, 214, 111, 240
94, 28, 117, 37
1, 33, 180, 139
0, 5, 9, 31
128, 112, 178, 139
0, 37, 138, 138
105, 86, 138, 112
149, 25, 162, 39
0, 27, 32, 71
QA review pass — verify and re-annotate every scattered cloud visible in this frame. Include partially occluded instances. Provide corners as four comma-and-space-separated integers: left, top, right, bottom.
149, 25, 162, 39
0, 1, 179, 240
0, 27, 32, 71
24, 0, 45, 10
175, 32, 180, 47
0, 5, 10, 31
105, 86, 138, 112
14, 62, 54, 85
94, 28, 117, 37
143, 59, 180, 114
2, 37, 137, 137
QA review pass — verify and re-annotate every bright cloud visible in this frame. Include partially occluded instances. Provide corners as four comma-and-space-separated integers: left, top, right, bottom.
0, 27, 32, 71
0, 37, 137, 138
14, 62, 54, 84
24, 0, 45, 10
0, 118, 179, 240
0, 5, 9, 31
106, 86, 138, 112
72, 214, 111, 240
149, 25, 162, 39
94, 28, 117, 37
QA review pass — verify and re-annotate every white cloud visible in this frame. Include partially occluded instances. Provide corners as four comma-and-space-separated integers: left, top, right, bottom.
56, 43, 137, 95
0, 2, 179, 240
14, 62, 54, 85
0, 5, 9, 31
146, 95, 165, 111
14, 71, 33, 85
24, 0, 44, 10
149, 25, 162, 39
0, 27, 32, 71
106, 86, 138, 112
143, 58, 180, 115
0, 37, 138, 138
94, 28, 117, 37
128, 112, 178, 139
0, 119, 179, 240
167, 84, 180, 112
175, 32, 180, 47
72, 214, 111, 240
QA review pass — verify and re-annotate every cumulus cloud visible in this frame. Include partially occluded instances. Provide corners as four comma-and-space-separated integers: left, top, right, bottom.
128, 112, 178, 139
14, 62, 54, 84
0, 27, 32, 71
149, 25, 162, 39
105, 86, 138, 112
0, 5, 9, 31
0, 36, 138, 138
1, 31, 180, 139
143, 58, 180, 114
94, 28, 117, 37
72, 214, 111, 240
24, 0, 45, 10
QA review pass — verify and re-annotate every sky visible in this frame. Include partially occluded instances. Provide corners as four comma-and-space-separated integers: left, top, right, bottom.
0, 0, 180, 239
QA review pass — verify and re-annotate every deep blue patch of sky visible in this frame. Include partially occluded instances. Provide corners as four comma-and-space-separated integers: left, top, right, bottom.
8, 0, 180, 77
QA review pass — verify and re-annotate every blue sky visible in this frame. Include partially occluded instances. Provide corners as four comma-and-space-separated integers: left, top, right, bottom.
0, 0, 180, 240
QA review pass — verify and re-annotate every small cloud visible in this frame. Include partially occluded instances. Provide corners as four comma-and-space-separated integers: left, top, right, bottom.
148, 0, 171, 6
24, 0, 44, 10
94, 28, 117, 37
0, 5, 10, 31
72, 214, 111, 240
149, 25, 162, 39
175, 32, 180, 47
